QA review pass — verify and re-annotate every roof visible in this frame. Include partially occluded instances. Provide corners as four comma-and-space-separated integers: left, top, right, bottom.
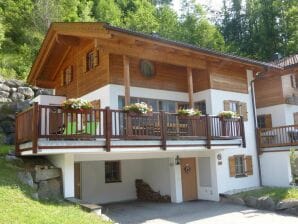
271, 54, 298, 68
104, 24, 281, 70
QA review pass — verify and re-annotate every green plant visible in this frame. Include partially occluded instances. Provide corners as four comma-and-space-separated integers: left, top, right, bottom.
290, 148, 297, 186
218, 111, 238, 119
123, 102, 153, 114
62, 98, 93, 110
177, 108, 202, 117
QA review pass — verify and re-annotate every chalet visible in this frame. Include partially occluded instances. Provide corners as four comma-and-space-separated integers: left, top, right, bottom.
255, 54, 298, 187
16, 22, 280, 204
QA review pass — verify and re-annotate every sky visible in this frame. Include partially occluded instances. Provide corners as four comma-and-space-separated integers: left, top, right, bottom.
172, 0, 224, 12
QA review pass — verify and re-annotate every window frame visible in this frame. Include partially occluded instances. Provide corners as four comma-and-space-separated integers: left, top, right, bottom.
105, 161, 122, 183
86, 50, 95, 72
234, 155, 246, 177
194, 100, 207, 114
257, 115, 266, 128
62, 65, 73, 86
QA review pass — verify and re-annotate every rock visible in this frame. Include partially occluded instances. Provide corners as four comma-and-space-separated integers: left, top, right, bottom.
0, 96, 11, 103
231, 197, 245, 206
38, 178, 62, 200
0, 75, 4, 83
4, 79, 23, 88
31, 192, 39, 200
11, 92, 25, 101
256, 196, 275, 211
244, 196, 258, 208
35, 88, 53, 96
0, 83, 10, 92
10, 87, 17, 93
0, 120, 15, 133
276, 199, 298, 210
33, 167, 61, 182
17, 87, 34, 99
4, 133, 15, 145
0, 90, 9, 98
284, 207, 298, 216
18, 171, 35, 188
5, 154, 23, 166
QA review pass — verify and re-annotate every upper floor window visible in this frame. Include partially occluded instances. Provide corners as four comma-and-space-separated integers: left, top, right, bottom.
61, 65, 73, 86
257, 114, 272, 128
194, 100, 207, 114
86, 50, 99, 72
223, 100, 248, 121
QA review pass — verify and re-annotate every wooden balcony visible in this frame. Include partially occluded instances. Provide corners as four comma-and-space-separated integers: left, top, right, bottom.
15, 103, 246, 154
258, 125, 298, 149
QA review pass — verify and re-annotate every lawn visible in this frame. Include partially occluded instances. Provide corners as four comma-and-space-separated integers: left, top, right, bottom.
235, 187, 298, 202
0, 145, 109, 224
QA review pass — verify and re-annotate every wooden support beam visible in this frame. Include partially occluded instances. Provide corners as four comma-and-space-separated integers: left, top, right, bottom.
123, 55, 130, 105
187, 67, 194, 108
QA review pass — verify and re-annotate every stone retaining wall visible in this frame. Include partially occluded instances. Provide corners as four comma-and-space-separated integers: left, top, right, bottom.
0, 75, 52, 144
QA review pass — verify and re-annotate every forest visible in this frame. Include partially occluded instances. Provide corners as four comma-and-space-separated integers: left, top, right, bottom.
0, 0, 297, 80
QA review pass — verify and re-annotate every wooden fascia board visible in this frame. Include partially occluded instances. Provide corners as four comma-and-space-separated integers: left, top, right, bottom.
108, 30, 270, 72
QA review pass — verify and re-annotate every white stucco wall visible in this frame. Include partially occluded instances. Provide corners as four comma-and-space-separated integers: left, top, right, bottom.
260, 152, 292, 187
256, 104, 298, 127
81, 160, 143, 204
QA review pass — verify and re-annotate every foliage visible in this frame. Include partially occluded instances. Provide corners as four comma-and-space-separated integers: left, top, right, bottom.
289, 148, 297, 185
177, 108, 202, 117
235, 187, 298, 202
0, 0, 226, 80
123, 102, 153, 114
0, 150, 108, 224
62, 98, 93, 110
218, 111, 238, 119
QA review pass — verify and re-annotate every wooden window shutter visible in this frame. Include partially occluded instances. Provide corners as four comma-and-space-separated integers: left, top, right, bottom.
60, 72, 64, 87
264, 114, 272, 128
224, 100, 230, 111
245, 155, 253, 176
228, 156, 236, 177
93, 50, 99, 67
83, 53, 87, 73
239, 102, 248, 121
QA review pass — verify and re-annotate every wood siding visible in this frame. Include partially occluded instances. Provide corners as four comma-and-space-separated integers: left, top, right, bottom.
254, 76, 284, 108
209, 68, 248, 94
55, 41, 109, 98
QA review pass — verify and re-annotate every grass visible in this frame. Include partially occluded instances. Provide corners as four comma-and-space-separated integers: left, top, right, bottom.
235, 187, 298, 202
0, 145, 109, 224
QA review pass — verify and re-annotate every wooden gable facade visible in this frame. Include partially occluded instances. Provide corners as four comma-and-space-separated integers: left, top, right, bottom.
28, 23, 275, 104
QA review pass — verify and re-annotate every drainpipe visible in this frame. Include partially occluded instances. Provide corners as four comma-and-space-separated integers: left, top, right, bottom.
250, 75, 263, 186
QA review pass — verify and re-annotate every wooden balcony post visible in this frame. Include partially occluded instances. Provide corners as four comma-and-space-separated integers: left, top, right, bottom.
187, 67, 194, 108
15, 112, 20, 156
105, 107, 111, 152
123, 55, 131, 106
160, 111, 167, 150
206, 114, 211, 149
240, 116, 246, 148
32, 102, 39, 154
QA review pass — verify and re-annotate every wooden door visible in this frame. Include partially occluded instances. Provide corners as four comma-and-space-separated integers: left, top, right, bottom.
74, 163, 81, 199
180, 158, 198, 201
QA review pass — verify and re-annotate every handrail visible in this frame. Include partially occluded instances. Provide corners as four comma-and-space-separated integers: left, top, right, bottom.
15, 104, 245, 151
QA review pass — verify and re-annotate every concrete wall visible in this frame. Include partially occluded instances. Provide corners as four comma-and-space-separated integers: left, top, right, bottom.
260, 152, 292, 187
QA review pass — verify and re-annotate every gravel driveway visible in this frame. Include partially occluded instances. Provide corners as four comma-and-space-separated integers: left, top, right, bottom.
102, 200, 297, 224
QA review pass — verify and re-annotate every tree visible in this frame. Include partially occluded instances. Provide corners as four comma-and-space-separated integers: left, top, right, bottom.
93, 0, 122, 26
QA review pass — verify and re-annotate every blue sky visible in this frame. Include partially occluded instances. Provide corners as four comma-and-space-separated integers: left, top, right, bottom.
172, 0, 223, 11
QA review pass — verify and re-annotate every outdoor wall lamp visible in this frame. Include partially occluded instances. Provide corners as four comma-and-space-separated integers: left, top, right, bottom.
175, 155, 180, 165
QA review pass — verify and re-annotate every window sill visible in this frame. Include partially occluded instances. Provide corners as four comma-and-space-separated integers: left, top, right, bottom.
235, 174, 247, 178
105, 180, 122, 184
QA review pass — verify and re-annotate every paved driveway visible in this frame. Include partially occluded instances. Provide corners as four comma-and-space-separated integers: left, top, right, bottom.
102, 200, 297, 224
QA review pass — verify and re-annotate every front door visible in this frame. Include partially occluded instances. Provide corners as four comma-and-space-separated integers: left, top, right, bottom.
74, 163, 81, 199
180, 158, 198, 201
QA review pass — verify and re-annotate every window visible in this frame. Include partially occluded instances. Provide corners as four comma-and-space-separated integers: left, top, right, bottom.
194, 100, 207, 114
229, 155, 253, 177
61, 65, 73, 86
223, 100, 248, 121
291, 74, 298, 88
257, 114, 272, 128
86, 50, 99, 72
235, 155, 245, 176
105, 161, 121, 183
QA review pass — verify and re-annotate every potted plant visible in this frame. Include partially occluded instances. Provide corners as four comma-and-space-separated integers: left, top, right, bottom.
123, 102, 153, 116
218, 111, 239, 121
177, 108, 202, 119
62, 98, 93, 112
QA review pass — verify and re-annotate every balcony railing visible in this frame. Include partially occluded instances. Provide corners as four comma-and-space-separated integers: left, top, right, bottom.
15, 103, 246, 153
258, 125, 298, 149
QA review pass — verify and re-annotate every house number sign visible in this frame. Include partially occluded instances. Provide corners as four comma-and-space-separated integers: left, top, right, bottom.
183, 163, 192, 174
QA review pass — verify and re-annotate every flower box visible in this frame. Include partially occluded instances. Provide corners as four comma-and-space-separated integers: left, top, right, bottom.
177, 108, 202, 118
123, 102, 153, 115
62, 98, 93, 110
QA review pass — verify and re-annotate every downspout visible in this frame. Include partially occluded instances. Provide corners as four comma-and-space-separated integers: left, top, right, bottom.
250, 76, 263, 186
